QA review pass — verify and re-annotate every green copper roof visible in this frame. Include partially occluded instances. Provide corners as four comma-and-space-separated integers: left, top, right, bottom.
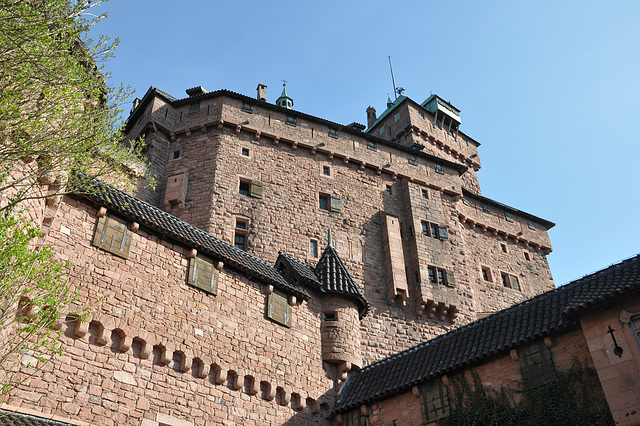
366, 95, 407, 132
276, 83, 294, 110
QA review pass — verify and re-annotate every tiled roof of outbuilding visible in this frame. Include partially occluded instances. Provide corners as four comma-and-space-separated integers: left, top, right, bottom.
80, 177, 310, 300
0, 410, 73, 426
314, 244, 370, 318
335, 253, 640, 413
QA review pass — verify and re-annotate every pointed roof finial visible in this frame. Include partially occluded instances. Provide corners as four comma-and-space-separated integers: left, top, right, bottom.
387, 94, 394, 109
276, 79, 294, 110
327, 227, 333, 247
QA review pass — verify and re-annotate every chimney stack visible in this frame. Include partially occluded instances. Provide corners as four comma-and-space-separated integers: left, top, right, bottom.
366, 106, 377, 129
257, 84, 267, 102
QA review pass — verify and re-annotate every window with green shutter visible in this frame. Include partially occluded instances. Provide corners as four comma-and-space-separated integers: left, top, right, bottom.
267, 289, 291, 327
518, 341, 556, 390
187, 254, 218, 295
329, 194, 342, 213
93, 213, 132, 259
250, 180, 263, 199
420, 379, 450, 423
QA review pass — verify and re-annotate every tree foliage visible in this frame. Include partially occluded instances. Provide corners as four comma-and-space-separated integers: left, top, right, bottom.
0, 0, 145, 212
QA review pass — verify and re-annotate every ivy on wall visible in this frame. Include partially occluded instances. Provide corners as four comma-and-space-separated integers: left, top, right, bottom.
439, 363, 614, 426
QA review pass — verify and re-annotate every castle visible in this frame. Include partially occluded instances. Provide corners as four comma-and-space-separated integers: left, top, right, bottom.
4, 83, 640, 425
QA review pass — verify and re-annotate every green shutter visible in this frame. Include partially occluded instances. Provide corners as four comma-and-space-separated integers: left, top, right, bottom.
330, 194, 342, 212
446, 270, 456, 288
188, 254, 218, 295
510, 275, 520, 291
438, 225, 449, 240
267, 290, 291, 327
250, 180, 263, 199
93, 214, 132, 259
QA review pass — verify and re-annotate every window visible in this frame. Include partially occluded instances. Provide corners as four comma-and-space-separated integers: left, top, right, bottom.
234, 234, 246, 250
518, 341, 556, 390
285, 115, 297, 126
309, 240, 318, 258
501, 272, 521, 291
319, 193, 341, 212
241, 147, 250, 157
367, 141, 377, 151
379, 125, 385, 135
408, 154, 418, 166
328, 127, 338, 138
239, 179, 263, 198
189, 102, 200, 114
385, 185, 392, 195
481, 266, 492, 282
234, 219, 248, 251
462, 196, 471, 206
504, 211, 514, 222
188, 253, 218, 295
173, 150, 181, 160
527, 219, 536, 230
421, 221, 448, 240
342, 408, 366, 426
420, 380, 450, 423
419, 111, 425, 119
92, 213, 133, 259
267, 289, 291, 327
422, 189, 429, 199
501, 243, 508, 253
428, 266, 455, 287
482, 203, 491, 213
323, 312, 337, 322
524, 252, 530, 261
241, 102, 253, 113
394, 112, 401, 122
434, 163, 444, 174
322, 166, 331, 176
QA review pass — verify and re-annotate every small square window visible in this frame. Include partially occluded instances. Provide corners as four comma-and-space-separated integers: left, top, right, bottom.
323, 312, 337, 321
482, 203, 491, 214
235, 219, 248, 230
285, 116, 297, 126
378, 125, 385, 135
504, 211, 514, 222
434, 163, 444, 175
419, 111, 425, 119
367, 141, 377, 151
394, 112, 401, 122
239, 180, 250, 196
241, 147, 250, 157
524, 252, 530, 261
422, 221, 430, 236
241, 102, 253, 113
408, 154, 418, 166
322, 166, 331, 176
328, 127, 338, 138
309, 240, 318, 258
422, 189, 429, 199
385, 185, 392, 195
527, 219, 536, 230
189, 102, 200, 114
501, 243, 507, 253
462, 197, 471, 206
319, 194, 329, 211
173, 150, 180, 160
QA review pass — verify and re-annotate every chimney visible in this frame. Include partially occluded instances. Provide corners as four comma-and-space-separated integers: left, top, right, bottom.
366, 106, 377, 129
257, 84, 267, 102
186, 86, 207, 97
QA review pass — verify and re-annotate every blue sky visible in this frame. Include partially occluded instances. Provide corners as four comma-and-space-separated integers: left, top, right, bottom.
92, 0, 640, 286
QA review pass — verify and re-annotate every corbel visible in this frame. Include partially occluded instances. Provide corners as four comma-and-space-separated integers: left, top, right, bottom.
96, 206, 107, 218
247, 376, 259, 395
196, 362, 209, 379
200, 124, 206, 133
255, 131, 261, 141
215, 261, 224, 271
543, 336, 554, 349
264, 381, 276, 401
120, 335, 133, 353
266, 285, 273, 295
425, 300, 436, 319
295, 394, 307, 411
279, 388, 291, 406
437, 302, 448, 322
359, 162, 366, 171
217, 120, 224, 130
376, 167, 382, 175
343, 156, 349, 165
392, 172, 398, 182
510, 349, 519, 361
230, 371, 243, 390
235, 125, 242, 134
412, 385, 420, 397
442, 375, 450, 386
170, 132, 176, 142
130, 222, 139, 233
213, 364, 227, 385
185, 129, 191, 138
328, 152, 334, 160
74, 320, 89, 338
187, 248, 197, 259
416, 302, 426, 317
288, 295, 297, 306
360, 405, 371, 417
311, 147, 317, 156
620, 309, 633, 324
291, 141, 298, 150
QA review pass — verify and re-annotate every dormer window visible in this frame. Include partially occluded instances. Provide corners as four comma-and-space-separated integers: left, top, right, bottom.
285, 115, 297, 126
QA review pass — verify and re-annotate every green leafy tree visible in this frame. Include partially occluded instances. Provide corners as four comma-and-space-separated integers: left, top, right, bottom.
0, 0, 145, 401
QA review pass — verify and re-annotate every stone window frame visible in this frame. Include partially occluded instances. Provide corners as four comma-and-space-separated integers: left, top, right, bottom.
524, 252, 531, 261
517, 340, 557, 390
421, 221, 448, 241
309, 239, 319, 258
285, 115, 297, 127
421, 188, 429, 199
188, 102, 200, 114
527, 219, 536, 230
240, 146, 251, 158
378, 125, 385, 136
501, 272, 521, 291
234, 217, 249, 251
504, 210, 514, 222
241, 101, 253, 113
419, 111, 425, 119
462, 196, 471, 206
318, 192, 341, 213
342, 408, 367, 426
481, 266, 493, 282
419, 378, 450, 423
394, 112, 401, 122
367, 140, 377, 151
481, 202, 492, 214
384, 185, 392, 195
328, 126, 339, 139
408, 153, 418, 166
321, 165, 332, 177
171, 150, 181, 161
434, 163, 444, 175
427, 266, 456, 288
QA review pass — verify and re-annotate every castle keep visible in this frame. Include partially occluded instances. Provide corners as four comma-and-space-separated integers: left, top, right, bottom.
8, 83, 605, 426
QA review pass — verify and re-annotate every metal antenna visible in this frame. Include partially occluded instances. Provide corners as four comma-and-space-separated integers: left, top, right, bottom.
388, 55, 397, 100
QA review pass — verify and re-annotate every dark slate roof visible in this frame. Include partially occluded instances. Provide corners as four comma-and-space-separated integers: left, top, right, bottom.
314, 244, 370, 318
335, 253, 640, 413
0, 410, 72, 426
276, 251, 322, 289
79, 177, 310, 300
462, 187, 555, 229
